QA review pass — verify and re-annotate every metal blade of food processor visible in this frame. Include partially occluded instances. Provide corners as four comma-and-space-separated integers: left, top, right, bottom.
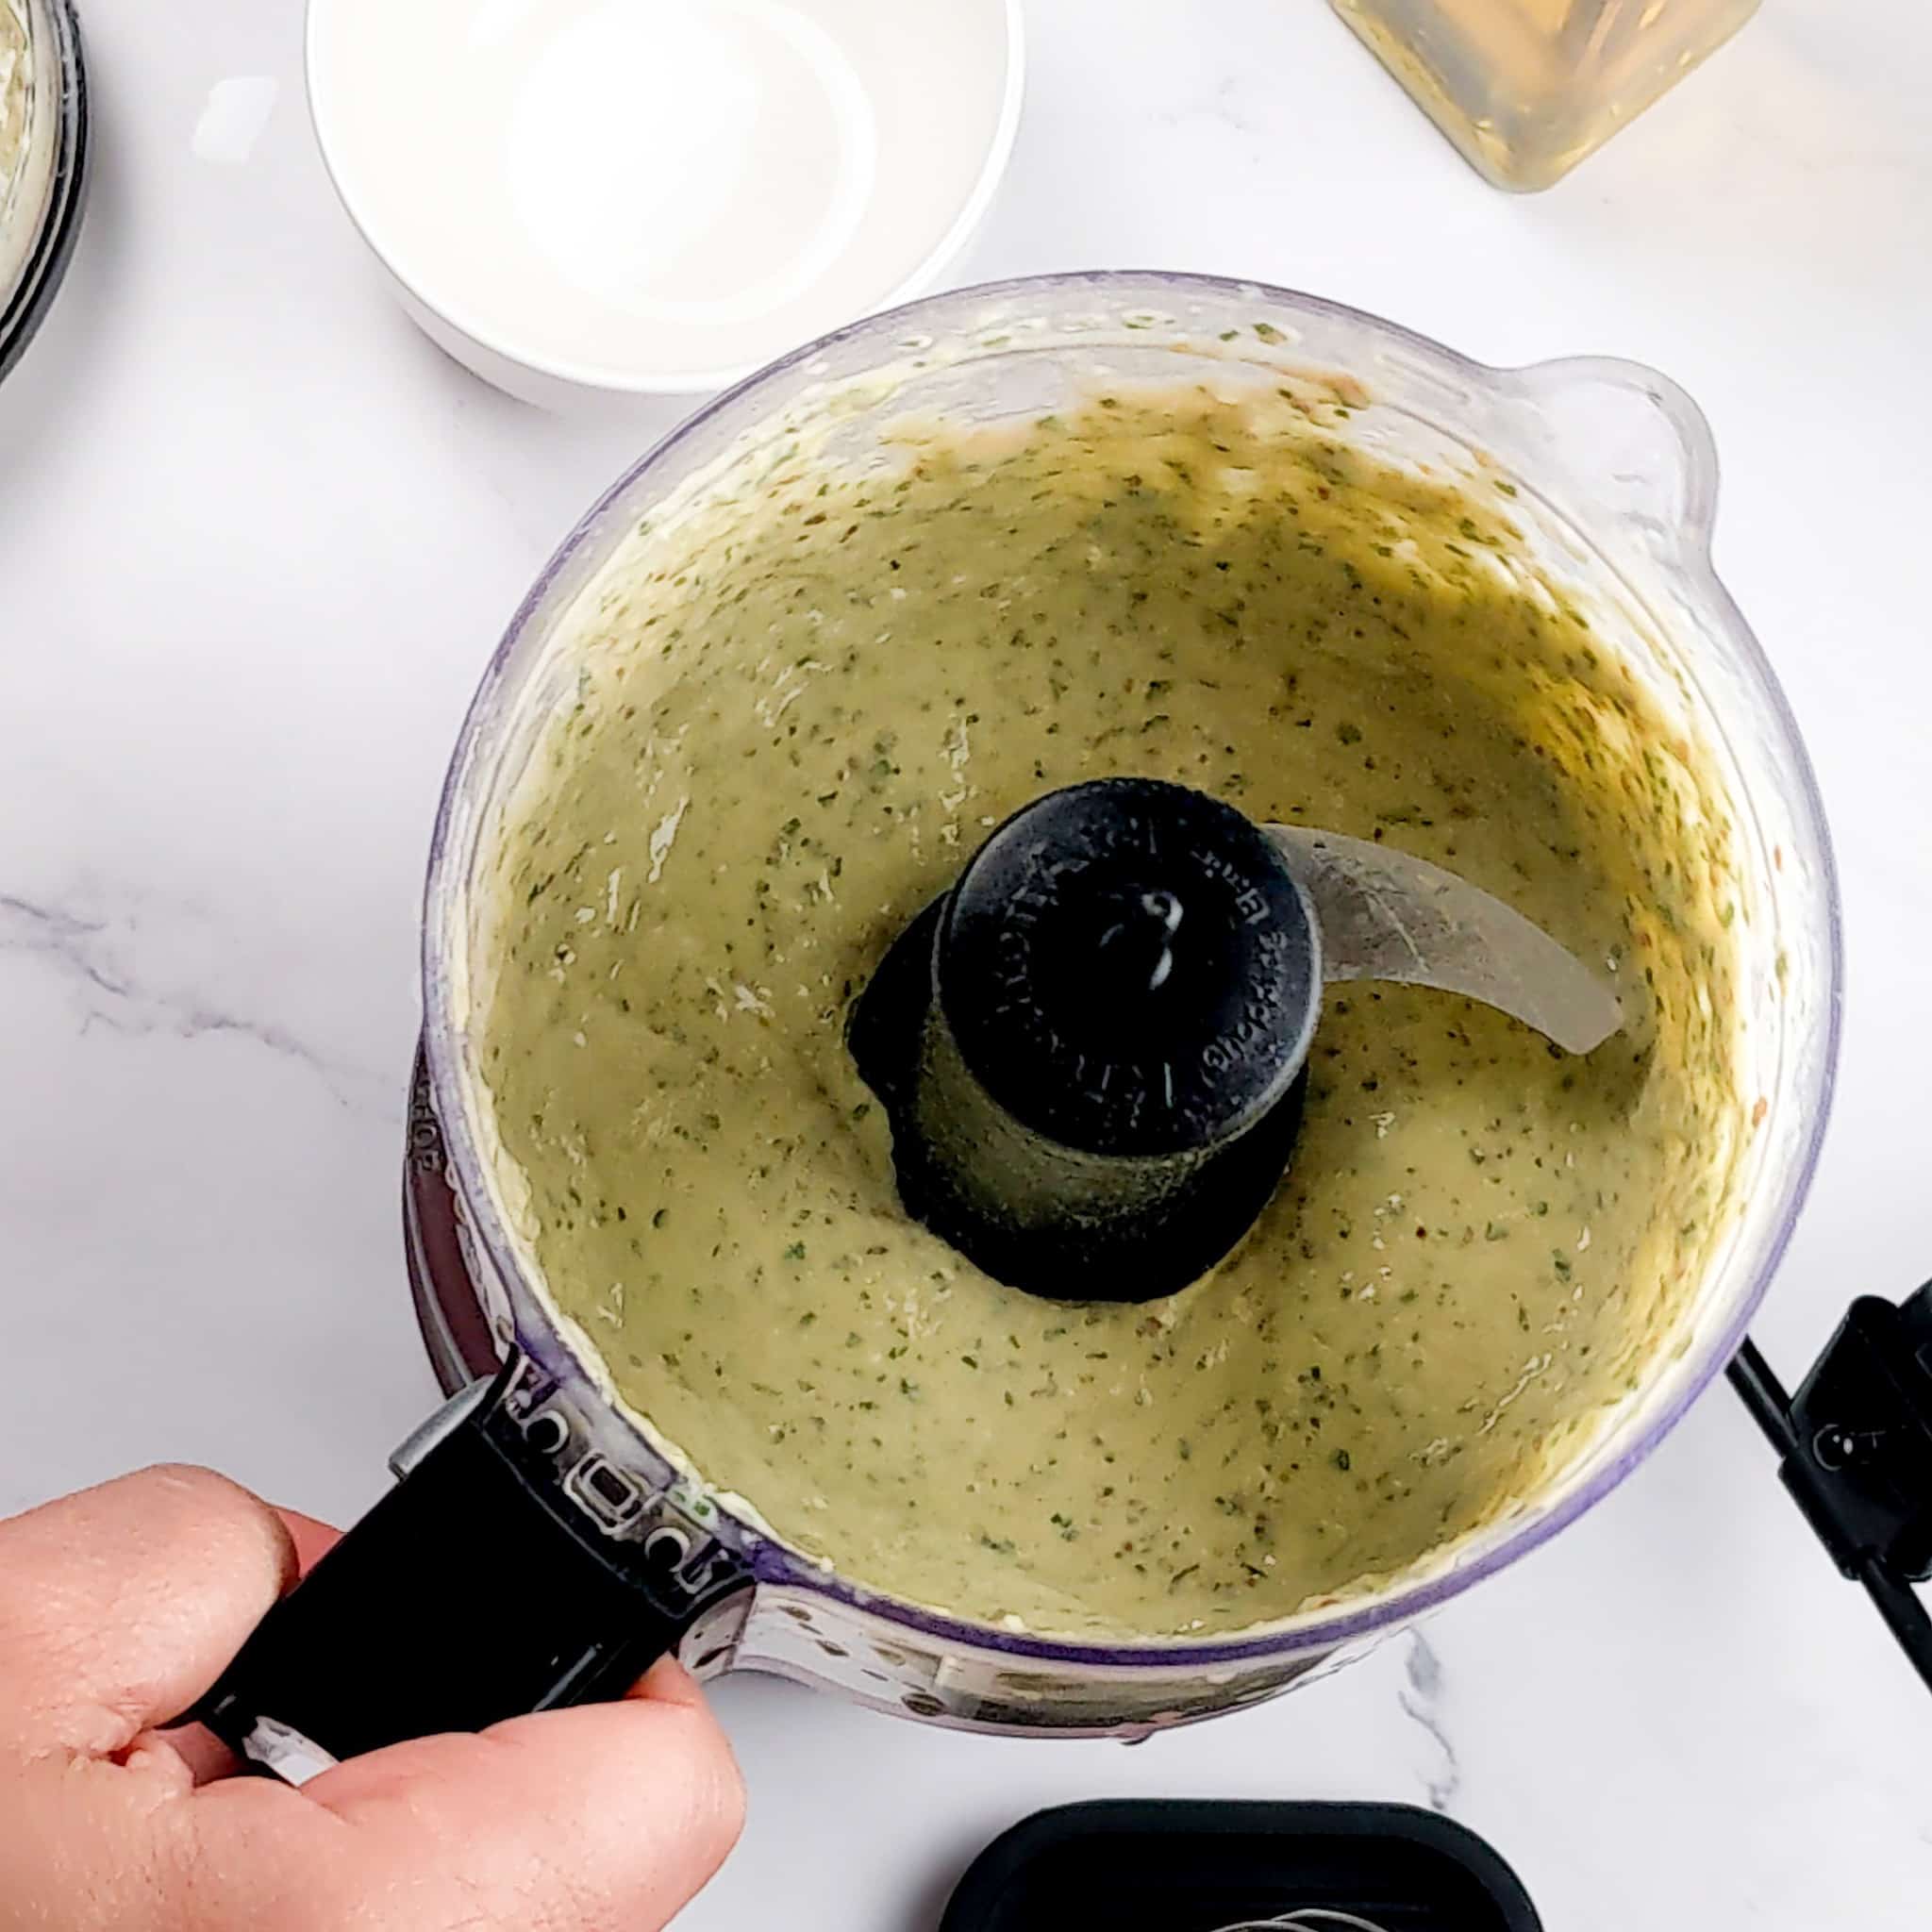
850, 778, 1625, 1303
1266, 825, 1624, 1057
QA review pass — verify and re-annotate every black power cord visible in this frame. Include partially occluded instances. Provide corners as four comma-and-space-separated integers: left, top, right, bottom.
1728, 1306, 1932, 1696
1856, 1554, 1932, 1696
1727, 1338, 1799, 1457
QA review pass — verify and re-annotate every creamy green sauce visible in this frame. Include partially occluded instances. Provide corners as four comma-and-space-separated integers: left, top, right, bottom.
475, 383, 1739, 1639
0, 3, 30, 208
0, 0, 51, 300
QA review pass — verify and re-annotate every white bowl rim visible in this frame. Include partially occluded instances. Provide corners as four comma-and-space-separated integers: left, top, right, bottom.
303, 0, 1027, 398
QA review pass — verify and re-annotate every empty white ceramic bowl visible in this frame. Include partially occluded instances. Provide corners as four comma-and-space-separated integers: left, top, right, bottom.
307, 0, 1024, 407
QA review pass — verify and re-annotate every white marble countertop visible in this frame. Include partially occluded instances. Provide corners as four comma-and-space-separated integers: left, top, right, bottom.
4, 1, 1929, 1925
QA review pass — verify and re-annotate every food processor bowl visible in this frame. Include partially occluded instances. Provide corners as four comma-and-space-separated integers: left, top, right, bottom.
400, 273, 1839, 1736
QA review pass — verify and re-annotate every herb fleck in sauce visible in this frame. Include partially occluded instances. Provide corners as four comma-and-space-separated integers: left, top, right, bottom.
475, 386, 1739, 1639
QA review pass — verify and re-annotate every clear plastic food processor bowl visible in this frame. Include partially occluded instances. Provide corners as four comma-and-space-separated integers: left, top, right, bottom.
421, 273, 1840, 1736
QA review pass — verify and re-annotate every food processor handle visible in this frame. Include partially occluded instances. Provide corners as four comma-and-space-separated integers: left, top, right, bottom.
1730, 1281, 1932, 1698
190, 1360, 744, 1780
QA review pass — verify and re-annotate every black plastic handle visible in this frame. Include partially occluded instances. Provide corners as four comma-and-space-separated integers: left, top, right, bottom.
1729, 1281, 1932, 1697
192, 1360, 746, 1777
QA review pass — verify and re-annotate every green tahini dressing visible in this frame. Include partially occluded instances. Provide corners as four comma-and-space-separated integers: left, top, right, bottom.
472, 385, 1741, 1639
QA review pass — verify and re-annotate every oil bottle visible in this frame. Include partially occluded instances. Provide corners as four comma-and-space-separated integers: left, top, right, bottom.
1331, 0, 1759, 191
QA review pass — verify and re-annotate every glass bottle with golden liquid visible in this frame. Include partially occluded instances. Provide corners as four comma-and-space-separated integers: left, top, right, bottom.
1331, 0, 1759, 191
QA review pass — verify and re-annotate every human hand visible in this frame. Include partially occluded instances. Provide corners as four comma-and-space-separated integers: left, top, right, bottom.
0, 1466, 744, 1931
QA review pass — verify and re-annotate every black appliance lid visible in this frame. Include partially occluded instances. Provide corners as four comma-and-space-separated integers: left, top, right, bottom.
939, 1800, 1541, 1932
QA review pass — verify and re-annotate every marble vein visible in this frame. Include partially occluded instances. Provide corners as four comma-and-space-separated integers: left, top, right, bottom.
1398, 1628, 1462, 1814
0, 889, 396, 1118
1151, 75, 1267, 142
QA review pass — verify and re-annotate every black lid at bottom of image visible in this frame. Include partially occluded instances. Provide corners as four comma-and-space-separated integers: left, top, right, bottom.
939, 1801, 1541, 1932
